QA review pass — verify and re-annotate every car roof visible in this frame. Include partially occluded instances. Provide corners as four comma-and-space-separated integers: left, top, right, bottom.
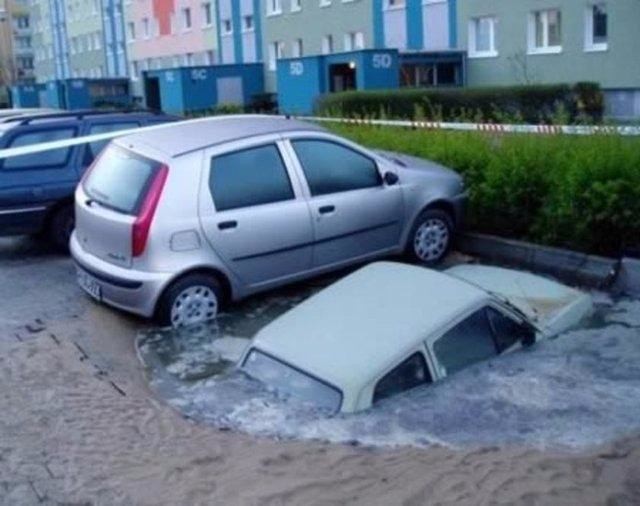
114, 114, 326, 157
249, 262, 489, 400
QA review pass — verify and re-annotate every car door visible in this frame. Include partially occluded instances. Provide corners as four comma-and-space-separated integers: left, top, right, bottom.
0, 125, 79, 234
286, 135, 404, 268
198, 137, 314, 288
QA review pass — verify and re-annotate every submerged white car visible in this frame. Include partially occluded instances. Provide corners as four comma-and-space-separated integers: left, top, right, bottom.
239, 262, 593, 413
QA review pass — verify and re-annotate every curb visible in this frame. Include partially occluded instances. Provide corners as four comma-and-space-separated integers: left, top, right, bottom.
456, 233, 619, 289
612, 258, 640, 297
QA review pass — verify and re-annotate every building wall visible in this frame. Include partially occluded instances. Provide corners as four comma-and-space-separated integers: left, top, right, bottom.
32, 0, 127, 83
0, 0, 35, 86
261, 0, 373, 92
458, 0, 640, 89
126, 0, 218, 96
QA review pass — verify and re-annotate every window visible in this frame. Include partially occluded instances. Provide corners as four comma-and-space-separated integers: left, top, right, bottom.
529, 9, 562, 54
268, 41, 284, 71
131, 61, 139, 80
209, 144, 294, 211
469, 16, 497, 58
243, 349, 342, 412
373, 353, 431, 405
384, 0, 404, 8
3, 129, 77, 170
182, 7, 192, 30
205, 50, 215, 65
292, 38, 303, 58
127, 21, 135, 41
292, 140, 381, 196
142, 17, 150, 39
585, 4, 607, 51
202, 2, 212, 26
267, 0, 282, 16
291, 0, 301, 12
83, 122, 139, 167
433, 309, 497, 376
486, 308, 533, 354
243, 15, 253, 31
321, 34, 333, 54
222, 18, 232, 35
94, 32, 101, 50
343, 32, 363, 51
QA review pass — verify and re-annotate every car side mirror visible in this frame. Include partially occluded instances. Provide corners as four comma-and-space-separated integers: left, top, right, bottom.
383, 172, 399, 186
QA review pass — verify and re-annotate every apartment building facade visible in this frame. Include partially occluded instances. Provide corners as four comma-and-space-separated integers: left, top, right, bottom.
260, 0, 461, 92
125, 0, 219, 98
0, 0, 35, 86
32, 0, 127, 82
459, 0, 640, 119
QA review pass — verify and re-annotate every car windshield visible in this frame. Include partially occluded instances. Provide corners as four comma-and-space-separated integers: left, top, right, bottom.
83, 144, 160, 215
242, 349, 342, 413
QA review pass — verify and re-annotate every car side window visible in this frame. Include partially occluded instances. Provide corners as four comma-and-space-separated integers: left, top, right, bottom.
291, 139, 381, 196
3, 128, 77, 170
486, 308, 532, 353
433, 308, 497, 376
209, 144, 294, 211
373, 353, 432, 405
83, 121, 139, 167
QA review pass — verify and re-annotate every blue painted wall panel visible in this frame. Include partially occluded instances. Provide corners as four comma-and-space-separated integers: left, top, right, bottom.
277, 56, 325, 115
372, 0, 384, 48
406, 0, 424, 50
10, 85, 41, 107
449, 0, 458, 48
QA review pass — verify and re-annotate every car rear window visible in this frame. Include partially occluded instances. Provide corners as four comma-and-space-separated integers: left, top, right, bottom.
242, 349, 342, 413
83, 144, 161, 215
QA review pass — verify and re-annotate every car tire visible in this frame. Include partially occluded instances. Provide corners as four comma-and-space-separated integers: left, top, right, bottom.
405, 208, 454, 265
156, 273, 223, 328
48, 204, 74, 252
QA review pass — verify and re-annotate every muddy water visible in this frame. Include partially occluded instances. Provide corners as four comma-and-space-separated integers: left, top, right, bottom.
138, 285, 640, 451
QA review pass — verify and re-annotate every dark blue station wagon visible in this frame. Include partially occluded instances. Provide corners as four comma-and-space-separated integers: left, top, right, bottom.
0, 110, 176, 250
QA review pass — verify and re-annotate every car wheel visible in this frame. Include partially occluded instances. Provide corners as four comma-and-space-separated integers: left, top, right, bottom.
156, 274, 223, 328
406, 209, 454, 265
48, 204, 74, 252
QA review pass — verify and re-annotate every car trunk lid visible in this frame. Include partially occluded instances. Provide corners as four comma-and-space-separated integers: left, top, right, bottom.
75, 143, 167, 268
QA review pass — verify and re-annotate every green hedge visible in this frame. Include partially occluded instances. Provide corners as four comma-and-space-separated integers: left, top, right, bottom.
325, 124, 640, 257
315, 83, 604, 124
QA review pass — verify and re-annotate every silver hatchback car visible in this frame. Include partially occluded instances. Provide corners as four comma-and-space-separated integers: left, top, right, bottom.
71, 116, 467, 326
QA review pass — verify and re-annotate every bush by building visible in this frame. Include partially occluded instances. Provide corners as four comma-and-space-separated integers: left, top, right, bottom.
316, 83, 604, 125
326, 123, 639, 257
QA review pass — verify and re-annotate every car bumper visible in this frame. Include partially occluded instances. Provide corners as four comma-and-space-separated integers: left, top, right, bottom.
70, 232, 171, 318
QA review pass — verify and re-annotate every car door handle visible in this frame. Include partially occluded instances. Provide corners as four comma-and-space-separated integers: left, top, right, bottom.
318, 205, 335, 215
217, 220, 237, 230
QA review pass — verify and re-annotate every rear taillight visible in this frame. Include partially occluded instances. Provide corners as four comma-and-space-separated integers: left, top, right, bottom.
132, 164, 169, 257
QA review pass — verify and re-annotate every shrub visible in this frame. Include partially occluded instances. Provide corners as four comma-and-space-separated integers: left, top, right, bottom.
315, 83, 604, 125
325, 123, 640, 257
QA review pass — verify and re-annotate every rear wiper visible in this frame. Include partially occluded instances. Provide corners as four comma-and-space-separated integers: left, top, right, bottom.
487, 290, 542, 333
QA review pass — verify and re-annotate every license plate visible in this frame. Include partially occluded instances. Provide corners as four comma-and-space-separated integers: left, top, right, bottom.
77, 269, 102, 301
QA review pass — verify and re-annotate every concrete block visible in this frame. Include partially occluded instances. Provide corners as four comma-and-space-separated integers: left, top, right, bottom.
457, 233, 618, 289
613, 257, 640, 297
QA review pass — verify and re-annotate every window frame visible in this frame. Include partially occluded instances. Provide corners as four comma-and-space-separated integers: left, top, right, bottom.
372, 351, 432, 406
287, 136, 384, 198
584, 3, 608, 52
208, 141, 297, 212
528, 8, 562, 55
429, 302, 531, 379
1, 126, 79, 172
468, 16, 498, 58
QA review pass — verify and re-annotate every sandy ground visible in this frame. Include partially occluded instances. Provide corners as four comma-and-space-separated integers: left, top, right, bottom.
1, 237, 639, 505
